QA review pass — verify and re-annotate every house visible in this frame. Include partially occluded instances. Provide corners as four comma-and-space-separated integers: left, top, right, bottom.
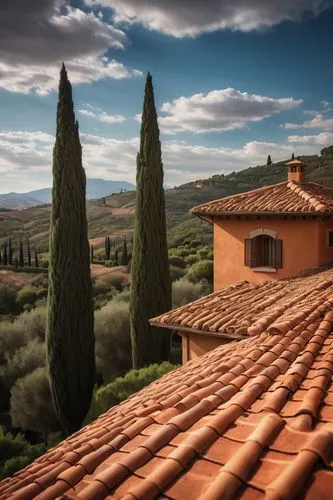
151, 159, 333, 362
2, 161, 333, 499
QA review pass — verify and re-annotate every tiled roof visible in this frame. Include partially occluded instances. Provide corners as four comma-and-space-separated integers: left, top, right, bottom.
151, 265, 333, 338
191, 181, 333, 215
2, 270, 333, 498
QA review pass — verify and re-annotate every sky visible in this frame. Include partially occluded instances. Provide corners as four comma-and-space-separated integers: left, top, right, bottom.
1, 1, 333, 193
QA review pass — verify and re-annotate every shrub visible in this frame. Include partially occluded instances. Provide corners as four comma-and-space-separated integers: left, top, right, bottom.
92, 280, 114, 298
11, 367, 61, 440
169, 265, 186, 283
185, 254, 199, 266
0, 339, 46, 386
109, 275, 125, 292
197, 247, 209, 259
189, 239, 201, 248
113, 289, 130, 303
16, 286, 39, 309
0, 427, 45, 480
0, 284, 18, 315
187, 260, 213, 284
172, 278, 203, 308
94, 301, 132, 383
169, 256, 186, 269
95, 362, 177, 414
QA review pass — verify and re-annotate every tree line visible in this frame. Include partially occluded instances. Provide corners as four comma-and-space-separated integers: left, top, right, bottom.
90, 235, 129, 266
0, 239, 39, 269
46, 65, 171, 436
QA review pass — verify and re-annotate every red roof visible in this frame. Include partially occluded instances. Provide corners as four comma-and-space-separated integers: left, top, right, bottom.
1, 266, 333, 499
191, 181, 333, 216
150, 265, 333, 337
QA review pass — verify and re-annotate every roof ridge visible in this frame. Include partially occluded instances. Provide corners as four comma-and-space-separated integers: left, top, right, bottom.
191, 181, 288, 213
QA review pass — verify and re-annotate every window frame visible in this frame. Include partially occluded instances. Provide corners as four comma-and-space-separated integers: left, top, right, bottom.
244, 229, 282, 271
326, 230, 333, 248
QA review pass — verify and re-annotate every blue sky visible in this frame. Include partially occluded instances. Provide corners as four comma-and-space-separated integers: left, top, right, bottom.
1, 0, 333, 192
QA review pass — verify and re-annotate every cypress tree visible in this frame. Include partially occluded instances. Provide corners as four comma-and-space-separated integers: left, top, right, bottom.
46, 64, 94, 436
104, 237, 108, 260
27, 240, 32, 267
107, 236, 111, 260
0, 249, 2, 265
267, 154, 272, 166
3, 243, 7, 266
114, 248, 118, 265
129, 72, 172, 369
8, 238, 13, 266
19, 241, 24, 267
14, 257, 19, 271
121, 236, 128, 265
292, 152, 295, 160
90, 244, 94, 263
35, 248, 39, 268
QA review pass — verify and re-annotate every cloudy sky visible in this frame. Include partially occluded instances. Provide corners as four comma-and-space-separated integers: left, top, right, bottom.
1, 0, 333, 192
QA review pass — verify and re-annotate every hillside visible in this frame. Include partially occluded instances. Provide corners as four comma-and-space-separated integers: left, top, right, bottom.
0, 178, 135, 209
1, 148, 333, 252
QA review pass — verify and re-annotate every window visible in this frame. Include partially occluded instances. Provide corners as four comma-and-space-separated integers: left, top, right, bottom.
245, 235, 282, 269
327, 230, 333, 248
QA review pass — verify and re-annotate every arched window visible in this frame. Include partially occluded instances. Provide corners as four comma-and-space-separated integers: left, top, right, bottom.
245, 230, 282, 269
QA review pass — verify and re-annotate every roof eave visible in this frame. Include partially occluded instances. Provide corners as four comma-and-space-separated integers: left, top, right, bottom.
149, 320, 247, 341
191, 210, 333, 218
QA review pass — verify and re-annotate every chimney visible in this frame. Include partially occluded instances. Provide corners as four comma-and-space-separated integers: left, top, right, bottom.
286, 159, 305, 183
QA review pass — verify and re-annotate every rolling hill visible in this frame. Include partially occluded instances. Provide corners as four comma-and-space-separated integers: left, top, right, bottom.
1, 147, 333, 253
0, 178, 135, 210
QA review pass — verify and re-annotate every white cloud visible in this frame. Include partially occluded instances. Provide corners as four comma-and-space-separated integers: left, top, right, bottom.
288, 132, 333, 145
0, 2, 142, 94
0, 129, 328, 192
88, 0, 332, 36
283, 113, 333, 130
79, 106, 126, 123
159, 88, 302, 134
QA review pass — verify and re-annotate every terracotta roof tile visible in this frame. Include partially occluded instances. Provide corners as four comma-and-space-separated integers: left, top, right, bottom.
151, 264, 333, 337
191, 181, 333, 216
3, 268, 333, 498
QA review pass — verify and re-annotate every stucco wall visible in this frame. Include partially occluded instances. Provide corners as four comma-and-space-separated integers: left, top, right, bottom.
213, 218, 333, 290
181, 332, 231, 363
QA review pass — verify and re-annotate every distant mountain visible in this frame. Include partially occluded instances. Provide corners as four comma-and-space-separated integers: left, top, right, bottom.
0, 178, 135, 209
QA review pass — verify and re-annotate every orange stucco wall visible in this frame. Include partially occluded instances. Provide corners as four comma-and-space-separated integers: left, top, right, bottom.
214, 218, 333, 290
181, 332, 230, 362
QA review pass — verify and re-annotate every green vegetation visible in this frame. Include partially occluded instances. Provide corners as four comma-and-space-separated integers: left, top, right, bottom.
89, 362, 177, 419
130, 73, 172, 368
46, 65, 95, 435
0, 427, 45, 480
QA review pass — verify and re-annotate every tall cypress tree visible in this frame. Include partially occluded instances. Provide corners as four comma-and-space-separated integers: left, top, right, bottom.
121, 236, 128, 265
35, 248, 39, 268
3, 243, 7, 266
129, 72, 172, 369
46, 64, 94, 436
27, 240, 32, 267
267, 154, 272, 166
19, 241, 24, 267
90, 244, 94, 263
107, 236, 111, 260
0, 249, 2, 265
292, 152, 295, 160
8, 238, 13, 266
